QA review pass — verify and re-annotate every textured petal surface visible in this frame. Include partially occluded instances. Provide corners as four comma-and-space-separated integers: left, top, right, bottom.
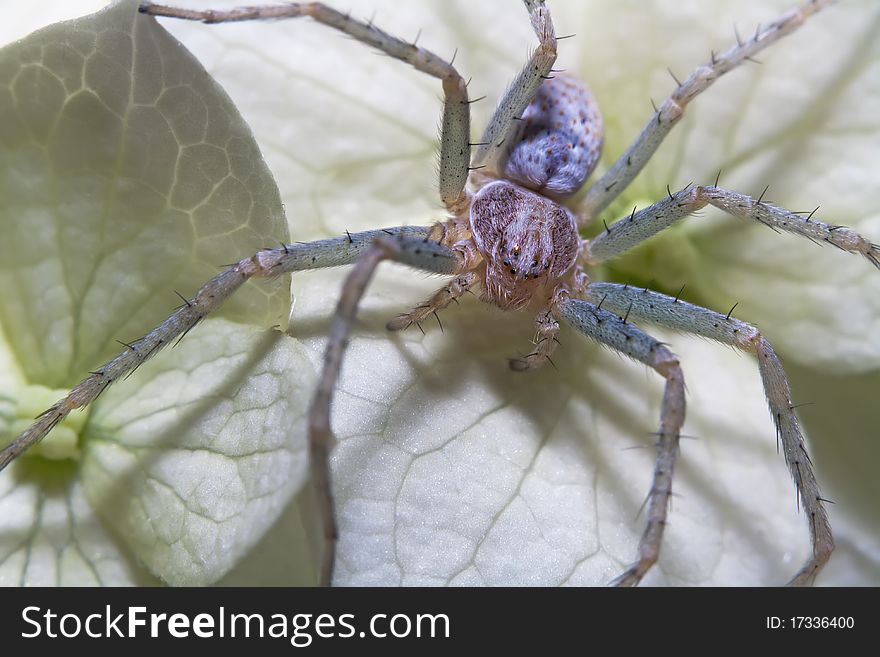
0, 0, 290, 388
0, 459, 158, 586
82, 318, 315, 585
0, 1, 311, 586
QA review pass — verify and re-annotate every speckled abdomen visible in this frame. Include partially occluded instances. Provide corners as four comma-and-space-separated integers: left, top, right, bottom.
503, 74, 603, 200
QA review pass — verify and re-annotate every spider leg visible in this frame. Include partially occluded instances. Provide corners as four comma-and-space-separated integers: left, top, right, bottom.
585, 282, 834, 585
471, 0, 558, 175
307, 235, 463, 585
386, 271, 478, 332
0, 225, 431, 472
577, 0, 832, 221
555, 297, 686, 587
585, 185, 880, 270
508, 309, 560, 371
139, 2, 471, 213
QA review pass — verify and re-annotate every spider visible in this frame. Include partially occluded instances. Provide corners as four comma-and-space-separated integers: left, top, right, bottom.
2, 0, 878, 586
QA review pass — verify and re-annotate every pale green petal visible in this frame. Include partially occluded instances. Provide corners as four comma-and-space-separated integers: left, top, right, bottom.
0, 0, 290, 388
0, 1, 308, 587
1, 327, 145, 585
0, 323, 24, 441
216, 487, 319, 586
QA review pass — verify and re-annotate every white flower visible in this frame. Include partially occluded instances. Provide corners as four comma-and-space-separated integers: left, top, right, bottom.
1, 0, 878, 586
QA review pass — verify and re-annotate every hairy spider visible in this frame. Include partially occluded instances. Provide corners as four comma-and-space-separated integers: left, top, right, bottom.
2, 0, 878, 586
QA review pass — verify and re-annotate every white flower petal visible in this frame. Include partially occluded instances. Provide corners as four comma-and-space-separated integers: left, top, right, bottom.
81, 318, 315, 585
0, 460, 157, 586
288, 267, 815, 586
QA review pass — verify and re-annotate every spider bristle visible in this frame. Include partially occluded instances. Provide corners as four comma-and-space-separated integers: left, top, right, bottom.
733, 24, 744, 47
756, 184, 770, 205
173, 290, 193, 309
115, 339, 139, 352
865, 244, 880, 270
35, 403, 64, 420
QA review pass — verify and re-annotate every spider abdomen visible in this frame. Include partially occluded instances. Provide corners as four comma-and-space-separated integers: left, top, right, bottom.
470, 180, 580, 310
503, 74, 603, 200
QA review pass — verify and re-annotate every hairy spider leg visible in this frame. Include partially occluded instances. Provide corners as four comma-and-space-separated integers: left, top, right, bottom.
584, 185, 880, 269
508, 309, 561, 371
584, 282, 834, 585
307, 235, 464, 585
576, 0, 834, 224
139, 2, 472, 213
0, 226, 431, 470
555, 297, 686, 587
472, 0, 559, 175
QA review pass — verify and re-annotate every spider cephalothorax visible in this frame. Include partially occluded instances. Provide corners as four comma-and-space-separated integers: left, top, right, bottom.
444, 73, 603, 312
467, 180, 582, 311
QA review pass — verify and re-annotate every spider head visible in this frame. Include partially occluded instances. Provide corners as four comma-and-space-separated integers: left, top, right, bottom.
470, 180, 580, 310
